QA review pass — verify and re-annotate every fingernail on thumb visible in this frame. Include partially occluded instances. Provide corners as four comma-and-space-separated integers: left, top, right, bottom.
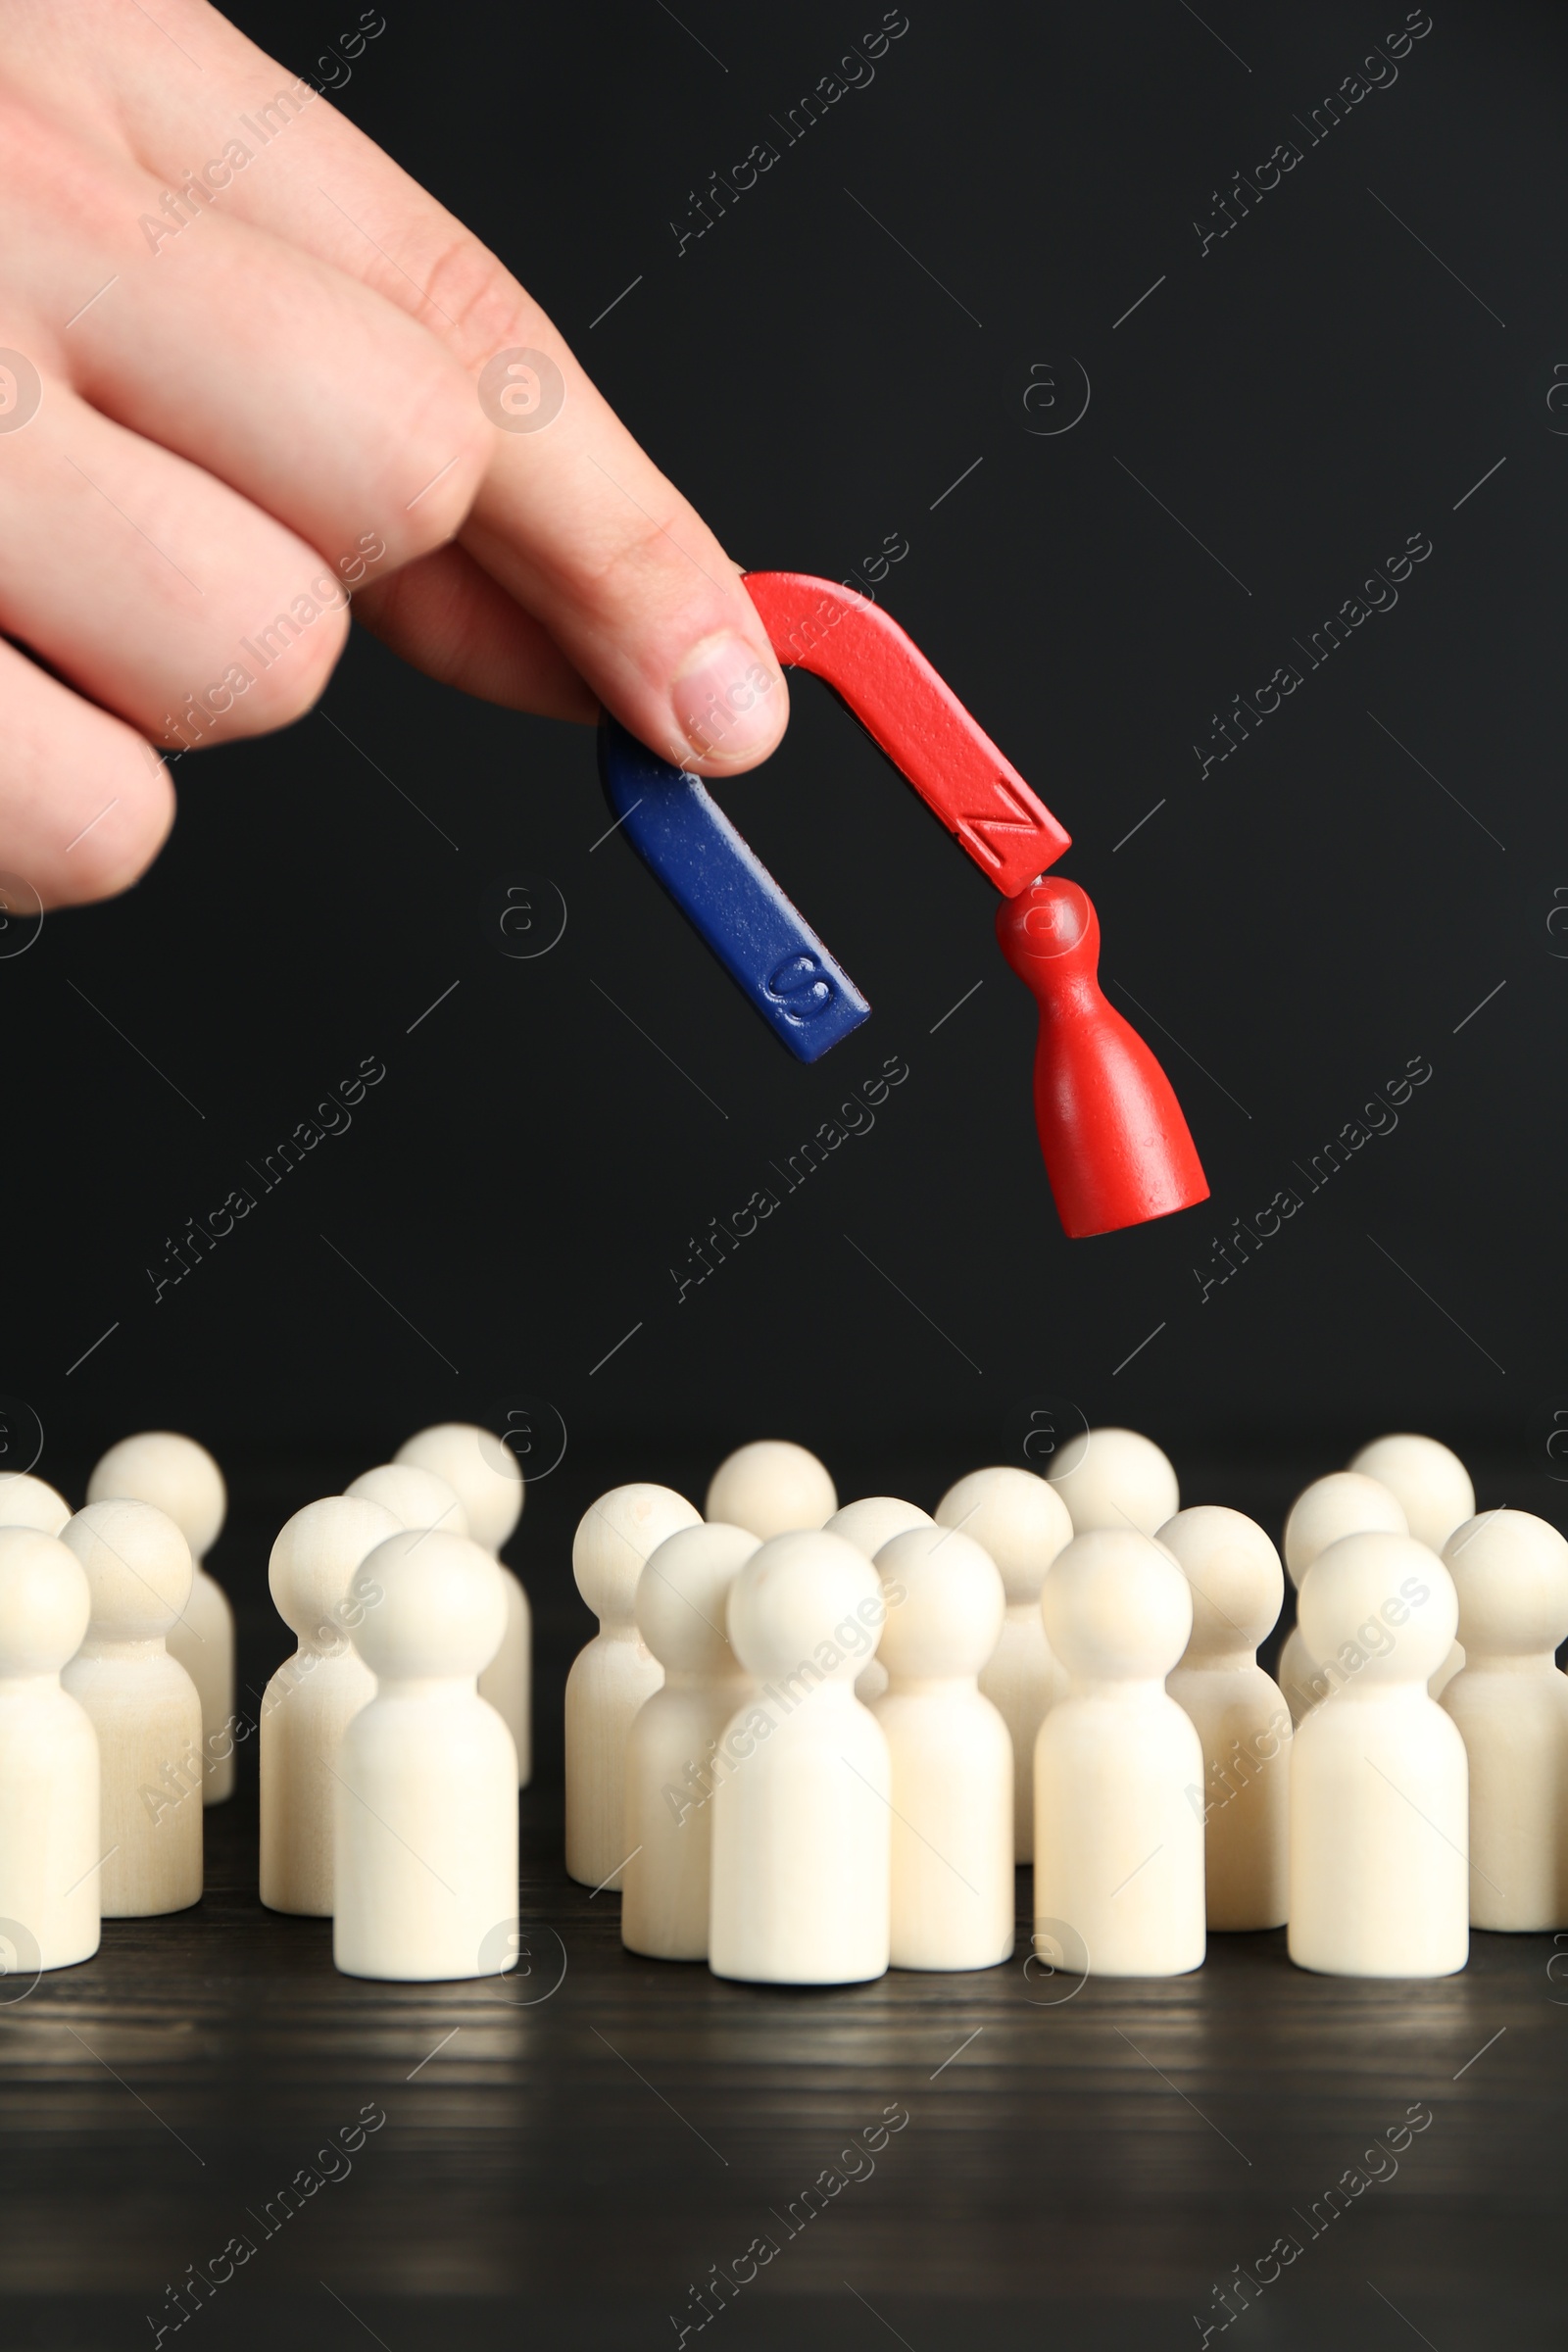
671, 633, 783, 763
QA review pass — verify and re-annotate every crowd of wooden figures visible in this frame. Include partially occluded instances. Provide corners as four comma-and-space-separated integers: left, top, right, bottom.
0, 1424, 1561, 1985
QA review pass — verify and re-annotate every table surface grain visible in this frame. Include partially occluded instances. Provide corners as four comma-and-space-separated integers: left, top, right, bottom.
3, 1447, 1561, 2349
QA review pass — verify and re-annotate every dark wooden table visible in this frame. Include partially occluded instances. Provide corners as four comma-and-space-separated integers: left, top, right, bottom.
4, 1447, 1560, 2348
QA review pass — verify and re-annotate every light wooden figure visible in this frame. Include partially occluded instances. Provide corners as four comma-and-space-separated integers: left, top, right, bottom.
0, 1527, 100, 1973
935, 1465, 1073, 1859
60, 1499, 202, 1918
1161, 1505, 1291, 1931
565, 1483, 702, 1888
0, 1473, 71, 1536
396, 1423, 531, 1786
1035, 1531, 1204, 1977
87, 1433, 233, 1804
1289, 1530, 1466, 1978
334, 1530, 515, 1981
1047, 1426, 1179, 1536
871, 1524, 1013, 1971
705, 1440, 836, 1540
1349, 1434, 1475, 1695
824, 1496, 933, 1700
1277, 1472, 1407, 1726
710, 1530, 891, 1984
1441, 1509, 1568, 1931
621, 1522, 761, 1961
343, 1462, 468, 1539
1349, 1433, 1475, 1551
259, 1494, 403, 1916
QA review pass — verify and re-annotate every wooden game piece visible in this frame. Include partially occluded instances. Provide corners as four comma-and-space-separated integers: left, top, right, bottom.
1277, 1472, 1407, 1725
704, 1441, 837, 1542
59, 1500, 202, 1918
934, 1466, 1072, 1859
1348, 1433, 1475, 1552
1289, 1530, 1466, 1978
0, 1527, 100, 1972
620, 1522, 761, 1962
1161, 1505, 1291, 1932
565, 1484, 703, 1887
395, 1424, 532, 1787
996, 880, 1209, 1236
1047, 1426, 1179, 1536
334, 1530, 515, 1981
710, 1530, 891, 1984
870, 1525, 1013, 1971
1035, 1530, 1204, 1977
1440, 1509, 1568, 1931
259, 1494, 404, 1918
0, 1472, 71, 1536
86, 1433, 234, 1805
823, 1496, 934, 1699
343, 1462, 469, 1538
1349, 1434, 1475, 1695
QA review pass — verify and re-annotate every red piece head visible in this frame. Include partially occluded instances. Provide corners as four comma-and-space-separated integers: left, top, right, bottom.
996, 878, 1209, 1238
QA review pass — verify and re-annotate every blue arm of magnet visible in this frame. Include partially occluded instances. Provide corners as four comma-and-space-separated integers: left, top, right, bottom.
597, 715, 870, 1064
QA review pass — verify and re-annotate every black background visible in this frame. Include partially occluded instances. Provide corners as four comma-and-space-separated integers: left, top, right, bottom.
9, 0, 1567, 1487
4, 4, 1567, 2346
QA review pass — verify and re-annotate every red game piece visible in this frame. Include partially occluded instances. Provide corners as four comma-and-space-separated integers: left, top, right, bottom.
995, 879, 1210, 1238
743, 572, 1071, 895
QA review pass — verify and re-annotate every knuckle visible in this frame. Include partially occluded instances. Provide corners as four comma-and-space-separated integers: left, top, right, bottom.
383, 353, 493, 552
92, 784, 175, 900
417, 238, 538, 372
0, 99, 122, 257
570, 501, 711, 621
54, 754, 175, 906
222, 591, 350, 733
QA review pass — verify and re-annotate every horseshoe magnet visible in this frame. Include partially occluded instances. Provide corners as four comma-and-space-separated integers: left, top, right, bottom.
596, 572, 1209, 1238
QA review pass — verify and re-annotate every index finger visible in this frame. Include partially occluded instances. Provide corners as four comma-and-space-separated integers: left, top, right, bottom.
118, 21, 790, 773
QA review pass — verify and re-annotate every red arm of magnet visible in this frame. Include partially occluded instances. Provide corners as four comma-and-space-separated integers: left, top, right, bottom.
743, 571, 1071, 898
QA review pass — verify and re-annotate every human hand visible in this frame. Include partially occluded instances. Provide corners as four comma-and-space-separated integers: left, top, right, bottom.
0, 0, 789, 909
